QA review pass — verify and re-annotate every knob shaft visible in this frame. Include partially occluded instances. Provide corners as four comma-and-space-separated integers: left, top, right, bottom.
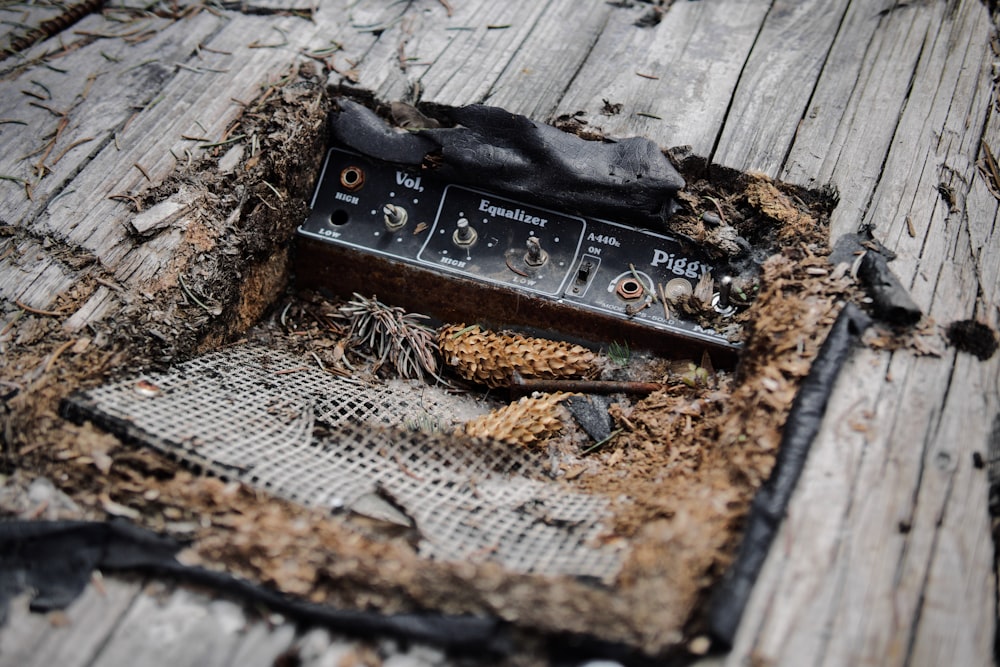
453, 218, 478, 247
383, 204, 407, 231
523, 237, 548, 267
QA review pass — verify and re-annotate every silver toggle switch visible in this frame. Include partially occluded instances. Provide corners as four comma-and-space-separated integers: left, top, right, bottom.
523, 236, 548, 267
383, 204, 408, 232
453, 217, 478, 247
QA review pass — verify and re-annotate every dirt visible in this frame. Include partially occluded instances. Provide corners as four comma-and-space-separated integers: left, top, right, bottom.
0, 65, 882, 661
946, 319, 999, 360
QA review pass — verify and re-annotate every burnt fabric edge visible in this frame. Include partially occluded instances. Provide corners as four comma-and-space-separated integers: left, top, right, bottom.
0, 518, 510, 655
830, 229, 921, 326
0, 517, 693, 664
706, 302, 872, 645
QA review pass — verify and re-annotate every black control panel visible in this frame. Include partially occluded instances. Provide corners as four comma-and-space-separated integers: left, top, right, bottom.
298, 148, 737, 352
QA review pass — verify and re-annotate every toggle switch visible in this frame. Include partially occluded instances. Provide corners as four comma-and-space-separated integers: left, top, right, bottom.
712, 276, 737, 316
569, 254, 600, 297
523, 237, 548, 267
452, 217, 478, 248
383, 204, 408, 232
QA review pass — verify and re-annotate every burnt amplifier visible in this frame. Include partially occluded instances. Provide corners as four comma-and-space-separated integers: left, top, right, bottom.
296, 147, 739, 361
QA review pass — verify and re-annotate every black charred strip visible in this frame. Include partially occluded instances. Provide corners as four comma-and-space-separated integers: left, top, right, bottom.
0, 519, 510, 655
706, 303, 872, 646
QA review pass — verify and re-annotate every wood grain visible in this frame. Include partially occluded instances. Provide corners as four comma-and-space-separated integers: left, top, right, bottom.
711, 0, 853, 177
0, 576, 141, 667
0, 1, 87, 57
89, 584, 263, 667
556, 0, 772, 153
1, 2, 374, 325
721, 1, 998, 665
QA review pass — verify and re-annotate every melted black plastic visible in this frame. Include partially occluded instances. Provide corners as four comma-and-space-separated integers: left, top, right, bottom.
328, 98, 685, 229
831, 229, 922, 326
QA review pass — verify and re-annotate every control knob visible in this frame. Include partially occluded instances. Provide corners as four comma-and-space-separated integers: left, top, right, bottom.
523, 237, 548, 267
452, 218, 478, 248
383, 204, 408, 232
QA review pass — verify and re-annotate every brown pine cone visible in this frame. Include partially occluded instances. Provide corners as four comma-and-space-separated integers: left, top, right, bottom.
438, 324, 596, 388
462, 392, 574, 447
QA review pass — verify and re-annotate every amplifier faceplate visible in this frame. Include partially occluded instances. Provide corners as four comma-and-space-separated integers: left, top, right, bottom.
297, 148, 738, 354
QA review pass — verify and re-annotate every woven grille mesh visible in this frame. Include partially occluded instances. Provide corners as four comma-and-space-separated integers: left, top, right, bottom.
70, 345, 625, 581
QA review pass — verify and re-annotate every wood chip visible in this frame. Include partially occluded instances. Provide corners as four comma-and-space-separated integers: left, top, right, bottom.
99, 493, 140, 520
128, 190, 199, 237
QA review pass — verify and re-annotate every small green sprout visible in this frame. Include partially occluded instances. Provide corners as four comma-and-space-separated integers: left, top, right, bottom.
608, 340, 630, 367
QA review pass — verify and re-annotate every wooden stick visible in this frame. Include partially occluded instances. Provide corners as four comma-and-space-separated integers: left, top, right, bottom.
510, 374, 663, 396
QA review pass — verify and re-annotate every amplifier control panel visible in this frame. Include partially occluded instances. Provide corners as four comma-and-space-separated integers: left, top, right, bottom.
297, 148, 738, 354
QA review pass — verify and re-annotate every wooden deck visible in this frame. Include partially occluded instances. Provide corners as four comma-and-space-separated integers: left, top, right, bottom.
1, 0, 998, 664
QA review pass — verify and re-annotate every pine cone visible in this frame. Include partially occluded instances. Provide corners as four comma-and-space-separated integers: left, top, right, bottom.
438, 324, 596, 388
463, 392, 574, 447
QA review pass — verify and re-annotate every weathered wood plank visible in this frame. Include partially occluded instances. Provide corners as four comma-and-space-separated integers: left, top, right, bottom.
725, 1, 997, 665
863, 0, 994, 303
720, 349, 882, 666
0, 12, 227, 233
292, 626, 445, 667
337, 0, 442, 99
1, 1, 375, 328
823, 275, 981, 666
414, 0, 557, 107
711, 0, 852, 177
0, 237, 75, 312
0, 576, 141, 667
295, 628, 370, 667
967, 106, 1000, 307
780, 0, 900, 187
906, 334, 998, 666
223, 618, 296, 667
555, 0, 771, 154
786, 1, 948, 239
0, 1, 69, 56
476, 0, 616, 121
349, 0, 558, 108
348, 0, 616, 122
90, 584, 257, 667
832, 8, 998, 663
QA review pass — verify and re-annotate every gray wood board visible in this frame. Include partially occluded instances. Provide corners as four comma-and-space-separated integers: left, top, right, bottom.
0, 1, 69, 55
347, 0, 558, 106
711, 0, 853, 176
555, 0, 773, 154
0, 2, 375, 324
0, 576, 141, 667
89, 583, 284, 667
720, 1, 998, 665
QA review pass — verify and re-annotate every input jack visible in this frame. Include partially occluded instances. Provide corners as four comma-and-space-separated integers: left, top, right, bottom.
340, 166, 365, 191
616, 276, 645, 300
